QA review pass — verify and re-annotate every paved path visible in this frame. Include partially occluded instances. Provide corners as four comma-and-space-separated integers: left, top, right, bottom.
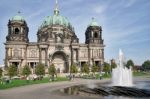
0, 79, 110, 99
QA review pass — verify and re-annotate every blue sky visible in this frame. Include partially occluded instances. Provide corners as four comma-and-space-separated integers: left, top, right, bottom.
0, 0, 150, 66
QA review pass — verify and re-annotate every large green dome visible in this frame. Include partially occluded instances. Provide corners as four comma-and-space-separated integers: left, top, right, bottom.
40, 14, 71, 28
39, 0, 73, 29
11, 15, 25, 21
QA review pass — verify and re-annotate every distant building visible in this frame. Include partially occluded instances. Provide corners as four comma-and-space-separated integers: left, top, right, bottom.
4, 0, 105, 74
133, 65, 144, 71
111, 59, 116, 64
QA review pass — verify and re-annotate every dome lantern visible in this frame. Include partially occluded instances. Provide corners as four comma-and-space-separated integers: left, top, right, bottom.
39, 0, 72, 30
54, 0, 59, 15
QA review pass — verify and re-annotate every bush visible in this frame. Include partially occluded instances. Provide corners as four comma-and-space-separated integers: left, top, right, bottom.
91, 64, 99, 74
103, 62, 111, 74
126, 59, 134, 69
48, 64, 57, 76
81, 63, 89, 74
70, 64, 78, 74
22, 65, 31, 77
0, 68, 3, 78
35, 63, 45, 76
142, 60, 150, 71
8, 64, 17, 78
48, 64, 57, 81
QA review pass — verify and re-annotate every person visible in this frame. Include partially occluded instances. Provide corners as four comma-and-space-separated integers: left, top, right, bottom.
69, 75, 72, 81
100, 73, 102, 80
26, 76, 29, 83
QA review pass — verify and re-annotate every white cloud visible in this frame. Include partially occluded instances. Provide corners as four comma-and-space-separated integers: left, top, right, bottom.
93, 5, 107, 14
124, 0, 136, 7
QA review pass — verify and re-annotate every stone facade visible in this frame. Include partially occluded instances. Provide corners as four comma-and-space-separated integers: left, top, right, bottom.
4, 1, 105, 74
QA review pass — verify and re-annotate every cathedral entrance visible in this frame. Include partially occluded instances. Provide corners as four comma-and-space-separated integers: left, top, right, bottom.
51, 51, 69, 73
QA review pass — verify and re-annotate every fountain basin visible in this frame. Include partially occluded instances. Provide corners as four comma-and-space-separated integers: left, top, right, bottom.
60, 85, 150, 98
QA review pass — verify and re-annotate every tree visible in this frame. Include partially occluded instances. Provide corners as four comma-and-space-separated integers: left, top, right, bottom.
103, 62, 111, 74
8, 64, 17, 78
22, 65, 31, 77
91, 64, 99, 74
126, 59, 134, 69
48, 64, 57, 81
70, 64, 78, 74
35, 63, 45, 77
0, 68, 3, 78
48, 64, 57, 76
81, 63, 89, 74
111, 62, 117, 69
142, 60, 150, 71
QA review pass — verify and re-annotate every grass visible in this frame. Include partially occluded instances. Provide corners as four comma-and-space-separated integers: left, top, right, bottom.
133, 71, 150, 77
0, 72, 149, 90
0, 77, 68, 90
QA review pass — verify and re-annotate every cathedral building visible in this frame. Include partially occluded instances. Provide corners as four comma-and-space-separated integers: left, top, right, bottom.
4, 0, 105, 74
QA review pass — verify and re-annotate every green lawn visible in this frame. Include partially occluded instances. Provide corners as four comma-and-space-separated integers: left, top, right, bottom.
0, 72, 149, 90
133, 71, 150, 76
0, 77, 68, 90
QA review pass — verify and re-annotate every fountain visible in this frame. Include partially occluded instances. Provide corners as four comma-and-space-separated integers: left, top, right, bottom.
58, 49, 150, 98
112, 49, 133, 86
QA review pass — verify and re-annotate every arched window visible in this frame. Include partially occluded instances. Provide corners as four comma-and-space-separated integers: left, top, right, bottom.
94, 32, 98, 38
15, 28, 20, 34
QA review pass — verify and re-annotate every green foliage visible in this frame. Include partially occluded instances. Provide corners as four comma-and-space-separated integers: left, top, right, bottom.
142, 60, 150, 70
8, 64, 17, 78
111, 62, 117, 69
91, 64, 99, 73
70, 64, 78, 73
0, 77, 68, 89
0, 68, 3, 78
48, 64, 57, 76
81, 63, 89, 74
103, 62, 111, 74
133, 71, 150, 76
126, 59, 134, 68
35, 63, 45, 76
22, 65, 31, 77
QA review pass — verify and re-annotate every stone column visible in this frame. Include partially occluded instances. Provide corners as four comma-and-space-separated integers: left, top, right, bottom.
24, 47, 27, 65
45, 48, 48, 66
70, 45, 73, 66
39, 48, 42, 63
101, 49, 104, 71
5, 48, 9, 67
88, 46, 91, 67
76, 49, 79, 63
102, 49, 104, 61
72, 49, 74, 64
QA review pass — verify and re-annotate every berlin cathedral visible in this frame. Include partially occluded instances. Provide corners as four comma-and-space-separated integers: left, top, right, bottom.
4, 0, 105, 74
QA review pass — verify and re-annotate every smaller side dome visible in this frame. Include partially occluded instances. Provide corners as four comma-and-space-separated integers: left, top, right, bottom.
88, 18, 99, 27
11, 12, 25, 21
